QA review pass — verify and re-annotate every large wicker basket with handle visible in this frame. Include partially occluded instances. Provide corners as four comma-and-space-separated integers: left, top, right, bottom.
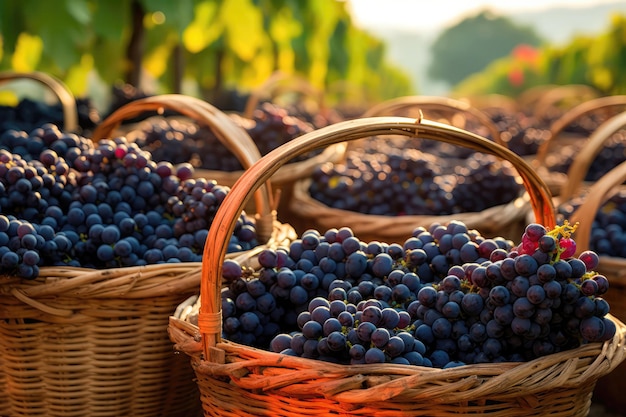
288, 105, 530, 242
168, 116, 626, 417
0, 94, 295, 417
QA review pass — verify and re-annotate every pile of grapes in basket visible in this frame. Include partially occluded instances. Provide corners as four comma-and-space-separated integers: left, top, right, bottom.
217, 220, 615, 368
309, 137, 523, 215
128, 101, 334, 170
0, 123, 260, 280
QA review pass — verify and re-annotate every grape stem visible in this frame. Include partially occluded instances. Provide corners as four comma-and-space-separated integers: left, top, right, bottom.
546, 220, 579, 263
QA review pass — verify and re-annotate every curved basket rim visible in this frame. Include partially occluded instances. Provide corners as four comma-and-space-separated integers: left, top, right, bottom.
0, 70, 79, 132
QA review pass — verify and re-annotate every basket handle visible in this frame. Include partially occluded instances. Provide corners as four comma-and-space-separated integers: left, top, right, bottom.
534, 95, 626, 168
0, 70, 79, 132
361, 95, 504, 146
570, 160, 626, 254
558, 110, 626, 202
243, 72, 324, 119
533, 84, 600, 120
91, 94, 276, 242
197, 116, 555, 359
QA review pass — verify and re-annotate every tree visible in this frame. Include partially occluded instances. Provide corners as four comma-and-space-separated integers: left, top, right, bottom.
428, 9, 544, 87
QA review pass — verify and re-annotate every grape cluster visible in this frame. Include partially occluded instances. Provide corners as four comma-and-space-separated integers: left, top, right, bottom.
130, 102, 318, 172
219, 220, 511, 351
1, 123, 95, 162
545, 130, 626, 182
558, 190, 626, 258
308, 140, 523, 216
0, 126, 259, 279
0, 97, 100, 134
451, 153, 523, 212
218, 220, 615, 368
489, 110, 549, 156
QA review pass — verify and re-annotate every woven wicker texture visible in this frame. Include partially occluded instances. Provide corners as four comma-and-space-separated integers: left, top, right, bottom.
288, 112, 544, 243
167, 117, 626, 416
1, 265, 203, 417
0, 70, 79, 132
0, 94, 295, 417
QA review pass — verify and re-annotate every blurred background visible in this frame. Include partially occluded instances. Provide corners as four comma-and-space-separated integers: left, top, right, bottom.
2, 0, 626, 116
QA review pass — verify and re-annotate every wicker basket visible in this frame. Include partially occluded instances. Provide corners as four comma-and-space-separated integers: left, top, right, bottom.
532, 95, 626, 196
288, 113, 536, 243
0, 70, 79, 132
0, 95, 295, 417
168, 116, 626, 416
92, 94, 280, 221
568, 159, 626, 414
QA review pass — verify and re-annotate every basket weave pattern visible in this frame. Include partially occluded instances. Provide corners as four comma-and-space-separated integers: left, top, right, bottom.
1, 265, 202, 417
169, 117, 626, 416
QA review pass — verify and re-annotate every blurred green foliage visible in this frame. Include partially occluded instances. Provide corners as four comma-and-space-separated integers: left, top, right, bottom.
454, 13, 626, 97
428, 10, 544, 86
0, 0, 414, 108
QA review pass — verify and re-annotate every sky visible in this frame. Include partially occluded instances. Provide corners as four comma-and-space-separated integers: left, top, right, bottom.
347, 0, 626, 31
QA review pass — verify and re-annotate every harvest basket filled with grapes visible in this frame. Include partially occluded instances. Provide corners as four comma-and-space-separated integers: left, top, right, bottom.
0, 94, 296, 417
288, 102, 533, 243
532, 95, 626, 196
168, 116, 626, 416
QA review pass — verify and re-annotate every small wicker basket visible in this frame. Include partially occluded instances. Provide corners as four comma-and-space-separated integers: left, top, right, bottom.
288, 110, 534, 243
0, 70, 79, 132
169, 116, 626, 417
0, 95, 294, 417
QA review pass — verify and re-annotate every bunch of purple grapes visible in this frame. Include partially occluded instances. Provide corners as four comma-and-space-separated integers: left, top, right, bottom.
219, 220, 512, 354
130, 102, 317, 172
0, 97, 100, 134
546, 130, 626, 182
488, 110, 549, 156
308, 139, 524, 216
0, 127, 259, 279
217, 219, 615, 368
558, 190, 626, 258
